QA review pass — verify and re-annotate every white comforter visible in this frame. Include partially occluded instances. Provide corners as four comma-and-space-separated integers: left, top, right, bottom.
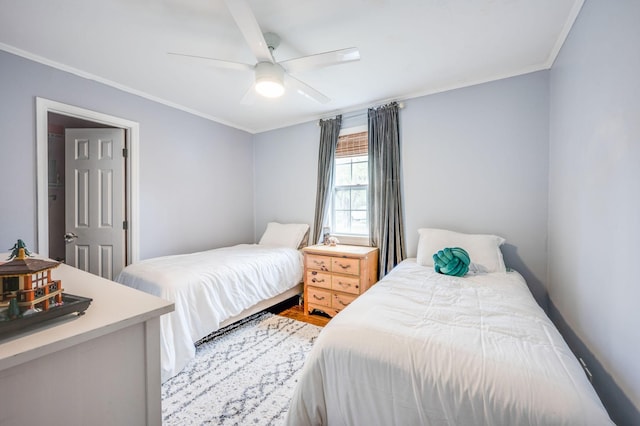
116, 244, 303, 382
286, 259, 612, 425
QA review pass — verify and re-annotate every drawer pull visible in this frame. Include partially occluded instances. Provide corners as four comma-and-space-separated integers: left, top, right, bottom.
337, 281, 356, 289
313, 294, 326, 301
312, 278, 325, 283
336, 298, 349, 306
336, 263, 351, 271
313, 261, 330, 271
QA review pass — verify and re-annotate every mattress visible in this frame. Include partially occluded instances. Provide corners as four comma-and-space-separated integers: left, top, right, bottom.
116, 244, 303, 382
286, 259, 612, 425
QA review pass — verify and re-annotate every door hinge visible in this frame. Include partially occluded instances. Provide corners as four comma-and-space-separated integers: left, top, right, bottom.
123, 220, 128, 230
122, 148, 128, 158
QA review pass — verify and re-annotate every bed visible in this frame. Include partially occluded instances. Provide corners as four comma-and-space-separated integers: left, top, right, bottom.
286, 229, 613, 425
116, 222, 308, 382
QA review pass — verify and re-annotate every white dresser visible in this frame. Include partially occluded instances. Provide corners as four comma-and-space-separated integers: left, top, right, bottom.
0, 260, 174, 425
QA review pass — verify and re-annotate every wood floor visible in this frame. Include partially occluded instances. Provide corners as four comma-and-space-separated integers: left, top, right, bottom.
268, 296, 331, 327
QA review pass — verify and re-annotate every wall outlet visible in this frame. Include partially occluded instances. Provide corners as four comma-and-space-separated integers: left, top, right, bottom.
579, 357, 593, 383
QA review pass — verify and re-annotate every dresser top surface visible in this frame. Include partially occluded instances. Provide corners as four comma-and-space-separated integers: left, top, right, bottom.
303, 244, 378, 257
0, 258, 173, 371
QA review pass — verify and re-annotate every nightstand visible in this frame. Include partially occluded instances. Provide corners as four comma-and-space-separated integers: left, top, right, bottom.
303, 244, 379, 318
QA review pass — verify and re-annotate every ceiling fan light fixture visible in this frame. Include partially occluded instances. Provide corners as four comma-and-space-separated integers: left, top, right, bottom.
255, 62, 285, 98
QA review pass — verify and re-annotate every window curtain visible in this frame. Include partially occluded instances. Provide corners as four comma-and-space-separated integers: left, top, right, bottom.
312, 115, 342, 244
368, 102, 406, 278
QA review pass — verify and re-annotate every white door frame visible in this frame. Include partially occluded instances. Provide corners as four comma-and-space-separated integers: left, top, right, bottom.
36, 97, 140, 265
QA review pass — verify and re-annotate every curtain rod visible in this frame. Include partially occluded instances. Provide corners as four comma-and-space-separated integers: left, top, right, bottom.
319, 102, 405, 124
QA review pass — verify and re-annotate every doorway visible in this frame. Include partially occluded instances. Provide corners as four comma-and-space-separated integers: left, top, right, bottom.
48, 116, 114, 263
49, 123, 127, 279
36, 98, 140, 278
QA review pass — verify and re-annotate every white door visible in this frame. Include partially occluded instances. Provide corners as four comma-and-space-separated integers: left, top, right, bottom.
65, 128, 126, 280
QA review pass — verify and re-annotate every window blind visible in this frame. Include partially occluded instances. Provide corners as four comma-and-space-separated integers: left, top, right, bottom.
336, 131, 368, 158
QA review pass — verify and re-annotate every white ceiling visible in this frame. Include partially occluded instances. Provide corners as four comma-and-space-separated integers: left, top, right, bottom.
0, 0, 583, 134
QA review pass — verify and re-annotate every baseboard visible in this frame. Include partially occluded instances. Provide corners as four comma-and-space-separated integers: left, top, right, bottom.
548, 301, 639, 426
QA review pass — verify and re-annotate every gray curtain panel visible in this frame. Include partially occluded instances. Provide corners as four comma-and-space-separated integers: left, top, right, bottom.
312, 115, 342, 245
368, 102, 406, 277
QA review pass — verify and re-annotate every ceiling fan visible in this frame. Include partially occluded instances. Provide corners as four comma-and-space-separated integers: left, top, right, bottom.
169, 0, 360, 104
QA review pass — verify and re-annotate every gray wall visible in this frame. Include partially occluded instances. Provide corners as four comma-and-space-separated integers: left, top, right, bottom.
253, 71, 550, 307
0, 50, 255, 260
548, 0, 640, 423
253, 122, 320, 239
401, 72, 550, 306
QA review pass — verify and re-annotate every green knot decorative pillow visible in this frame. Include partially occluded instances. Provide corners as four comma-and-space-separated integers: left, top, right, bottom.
433, 247, 470, 277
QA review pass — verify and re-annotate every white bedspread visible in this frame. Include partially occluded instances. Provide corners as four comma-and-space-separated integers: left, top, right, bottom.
116, 244, 303, 382
286, 259, 612, 425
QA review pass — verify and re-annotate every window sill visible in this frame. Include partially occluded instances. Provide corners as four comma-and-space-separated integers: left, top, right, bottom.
331, 234, 371, 247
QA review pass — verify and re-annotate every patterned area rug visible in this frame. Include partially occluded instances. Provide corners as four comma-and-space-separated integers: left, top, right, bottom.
161, 312, 322, 425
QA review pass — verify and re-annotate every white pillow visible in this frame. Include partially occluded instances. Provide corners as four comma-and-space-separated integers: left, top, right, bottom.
259, 222, 310, 249
416, 228, 506, 273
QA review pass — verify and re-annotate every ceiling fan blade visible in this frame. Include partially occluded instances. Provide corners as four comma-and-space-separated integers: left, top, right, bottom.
280, 47, 360, 74
240, 84, 258, 105
168, 52, 253, 72
224, 0, 273, 63
286, 75, 331, 104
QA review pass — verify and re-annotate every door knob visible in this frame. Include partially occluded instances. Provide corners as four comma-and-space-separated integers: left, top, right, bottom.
64, 232, 78, 243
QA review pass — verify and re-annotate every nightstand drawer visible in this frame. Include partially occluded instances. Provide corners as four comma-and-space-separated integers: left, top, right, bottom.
332, 275, 360, 295
332, 292, 357, 309
331, 257, 360, 276
308, 287, 331, 308
307, 270, 331, 289
306, 254, 331, 272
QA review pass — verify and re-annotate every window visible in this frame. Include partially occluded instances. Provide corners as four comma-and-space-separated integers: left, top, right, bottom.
3, 277, 19, 293
329, 127, 369, 242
